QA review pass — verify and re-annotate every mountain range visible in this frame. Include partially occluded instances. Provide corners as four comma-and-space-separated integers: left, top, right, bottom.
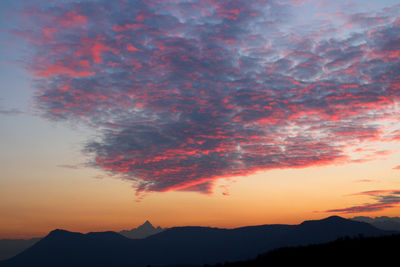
0, 216, 395, 267
0, 220, 163, 261
351, 216, 400, 232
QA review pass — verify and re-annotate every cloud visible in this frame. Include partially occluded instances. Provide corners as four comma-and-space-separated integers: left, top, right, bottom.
0, 108, 23, 116
351, 190, 400, 196
393, 165, 400, 170
56, 164, 84, 170
15, 0, 400, 195
354, 179, 374, 183
326, 190, 400, 214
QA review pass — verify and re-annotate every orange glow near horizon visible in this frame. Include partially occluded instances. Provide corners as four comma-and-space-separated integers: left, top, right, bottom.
1, 147, 399, 239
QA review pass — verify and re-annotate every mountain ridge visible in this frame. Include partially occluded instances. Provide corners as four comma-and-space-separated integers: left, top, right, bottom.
351, 216, 400, 232
0, 220, 162, 261
0, 216, 395, 267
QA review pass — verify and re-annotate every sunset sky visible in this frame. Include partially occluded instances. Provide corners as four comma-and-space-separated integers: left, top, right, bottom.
1, 0, 399, 239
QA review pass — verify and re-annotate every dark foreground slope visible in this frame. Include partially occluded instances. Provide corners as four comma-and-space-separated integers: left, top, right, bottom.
0, 216, 394, 267
213, 234, 400, 266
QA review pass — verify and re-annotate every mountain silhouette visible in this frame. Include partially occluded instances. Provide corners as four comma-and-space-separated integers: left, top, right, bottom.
211, 233, 400, 266
0, 216, 395, 267
119, 220, 164, 239
0, 229, 135, 267
0, 220, 162, 261
351, 216, 400, 232
0, 238, 41, 261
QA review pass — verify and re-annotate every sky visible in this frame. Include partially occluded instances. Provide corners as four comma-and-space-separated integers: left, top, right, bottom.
0, 0, 399, 239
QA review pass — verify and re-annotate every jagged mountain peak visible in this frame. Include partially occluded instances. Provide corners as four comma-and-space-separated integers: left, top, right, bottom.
119, 220, 164, 239
139, 220, 154, 228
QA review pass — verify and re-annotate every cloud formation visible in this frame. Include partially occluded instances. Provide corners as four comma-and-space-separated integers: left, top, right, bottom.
0, 100, 23, 116
326, 190, 400, 214
0, 108, 23, 116
16, 0, 400, 195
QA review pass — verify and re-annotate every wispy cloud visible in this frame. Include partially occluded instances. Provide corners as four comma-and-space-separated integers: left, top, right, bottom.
0, 108, 23, 116
15, 0, 400, 195
56, 164, 85, 170
326, 190, 400, 214
354, 179, 374, 183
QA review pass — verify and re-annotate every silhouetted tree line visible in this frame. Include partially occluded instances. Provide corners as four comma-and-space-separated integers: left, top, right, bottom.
206, 234, 400, 266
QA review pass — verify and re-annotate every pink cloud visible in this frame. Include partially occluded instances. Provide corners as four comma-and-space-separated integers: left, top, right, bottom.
326, 190, 400, 214
16, 0, 400, 196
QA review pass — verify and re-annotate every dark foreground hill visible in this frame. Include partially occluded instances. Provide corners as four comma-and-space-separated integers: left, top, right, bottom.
0, 216, 395, 267
212, 234, 400, 266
